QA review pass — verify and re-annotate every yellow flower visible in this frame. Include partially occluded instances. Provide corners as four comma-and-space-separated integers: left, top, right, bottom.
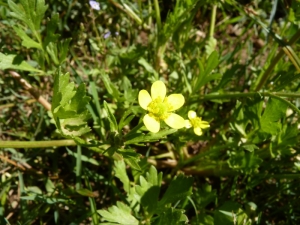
185, 110, 210, 136
138, 80, 185, 133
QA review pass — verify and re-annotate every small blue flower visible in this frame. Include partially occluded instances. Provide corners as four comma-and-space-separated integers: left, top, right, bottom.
104, 31, 111, 39
103, 31, 119, 39
89, 0, 100, 10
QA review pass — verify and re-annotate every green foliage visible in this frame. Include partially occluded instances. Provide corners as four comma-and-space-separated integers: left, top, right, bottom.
100, 161, 192, 224
2, 0, 300, 224
51, 69, 92, 142
0, 53, 42, 72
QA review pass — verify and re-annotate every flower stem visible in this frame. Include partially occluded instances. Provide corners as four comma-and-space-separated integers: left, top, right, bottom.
192, 91, 300, 118
153, 0, 161, 31
76, 145, 82, 190
195, 91, 300, 100
209, 4, 217, 38
0, 140, 77, 148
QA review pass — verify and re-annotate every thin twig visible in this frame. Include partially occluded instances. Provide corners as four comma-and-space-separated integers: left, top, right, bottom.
8, 71, 51, 111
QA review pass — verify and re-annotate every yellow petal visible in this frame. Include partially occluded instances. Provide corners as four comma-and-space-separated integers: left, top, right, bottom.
166, 94, 185, 111
194, 127, 203, 136
185, 120, 192, 128
143, 114, 160, 133
164, 113, 185, 129
199, 121, 210, 129
151, 81, 166, 100
139, 90, 152, 110
188, 110, 197, 119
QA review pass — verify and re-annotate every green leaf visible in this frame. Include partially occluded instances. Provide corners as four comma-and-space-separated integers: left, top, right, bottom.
140, 186, 160, 216
103, 101, 118, 133
125, 129, 177, 145
195, 184, 217, 208
241, 144, 259, 152
101, 72, 120, 100
205, 51, 219, 75
227, 150, 263, 173
98, 201, 139, 225
205, 37, 217, 56
158, 174, 193, 208
58, 38, 72, 64
46, 42, 59, 65
261, 97, 288, 135
12, 26, 42, 49
244, 96, 263, 130
44, 13, 60, 46
114, 160, 130, 193
119, 113, 135, 131
66, 148, 100, 166
8, 0, 48, 32
214, 201, 250, 225
194, 51, 220, 91
147, 165, 162, 187
0, 53, 42, 72
135, 166, 162, 215
76, 188, 97, 197
154, 208, 188, 225
51, 69, 91, 140
138, 57, 159, 78
197, 214, 214, 225
118, 149, 141, 171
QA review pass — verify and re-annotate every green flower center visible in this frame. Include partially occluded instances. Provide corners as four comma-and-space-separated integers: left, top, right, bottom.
147, 97, 170, 120
190, 117, 202, 128
190, 117, 209, 128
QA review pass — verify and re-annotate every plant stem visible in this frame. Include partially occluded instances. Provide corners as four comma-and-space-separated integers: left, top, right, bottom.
0, 140, 77, 148
209, 4, 217, 38
153, 0, 161, 31
254, 28, 300, 91
193, 91, 300, 100
76, 145, 82, 190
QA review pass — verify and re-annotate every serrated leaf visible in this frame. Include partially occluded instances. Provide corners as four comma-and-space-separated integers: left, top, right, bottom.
261, 97, 288, 135
195, 183, 217, 208
155, 208, 188, 225
58, 38, 72, 64
0, 53, 42, 72
8, 0, 48, 32
98, 201, 139, 225
13, 26, 42, 49
227, 150, 263, 172
46, 42, 59, 65
117, 148, 141, 171
114, 160, 130, 193
147, 165, 162, 187
158, 174, 193, 208
205, 37, 217, 56
135, 166, 162, 216
124, 157, 141, 171
44, 13, 60, 46
51, 70, 92, 140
